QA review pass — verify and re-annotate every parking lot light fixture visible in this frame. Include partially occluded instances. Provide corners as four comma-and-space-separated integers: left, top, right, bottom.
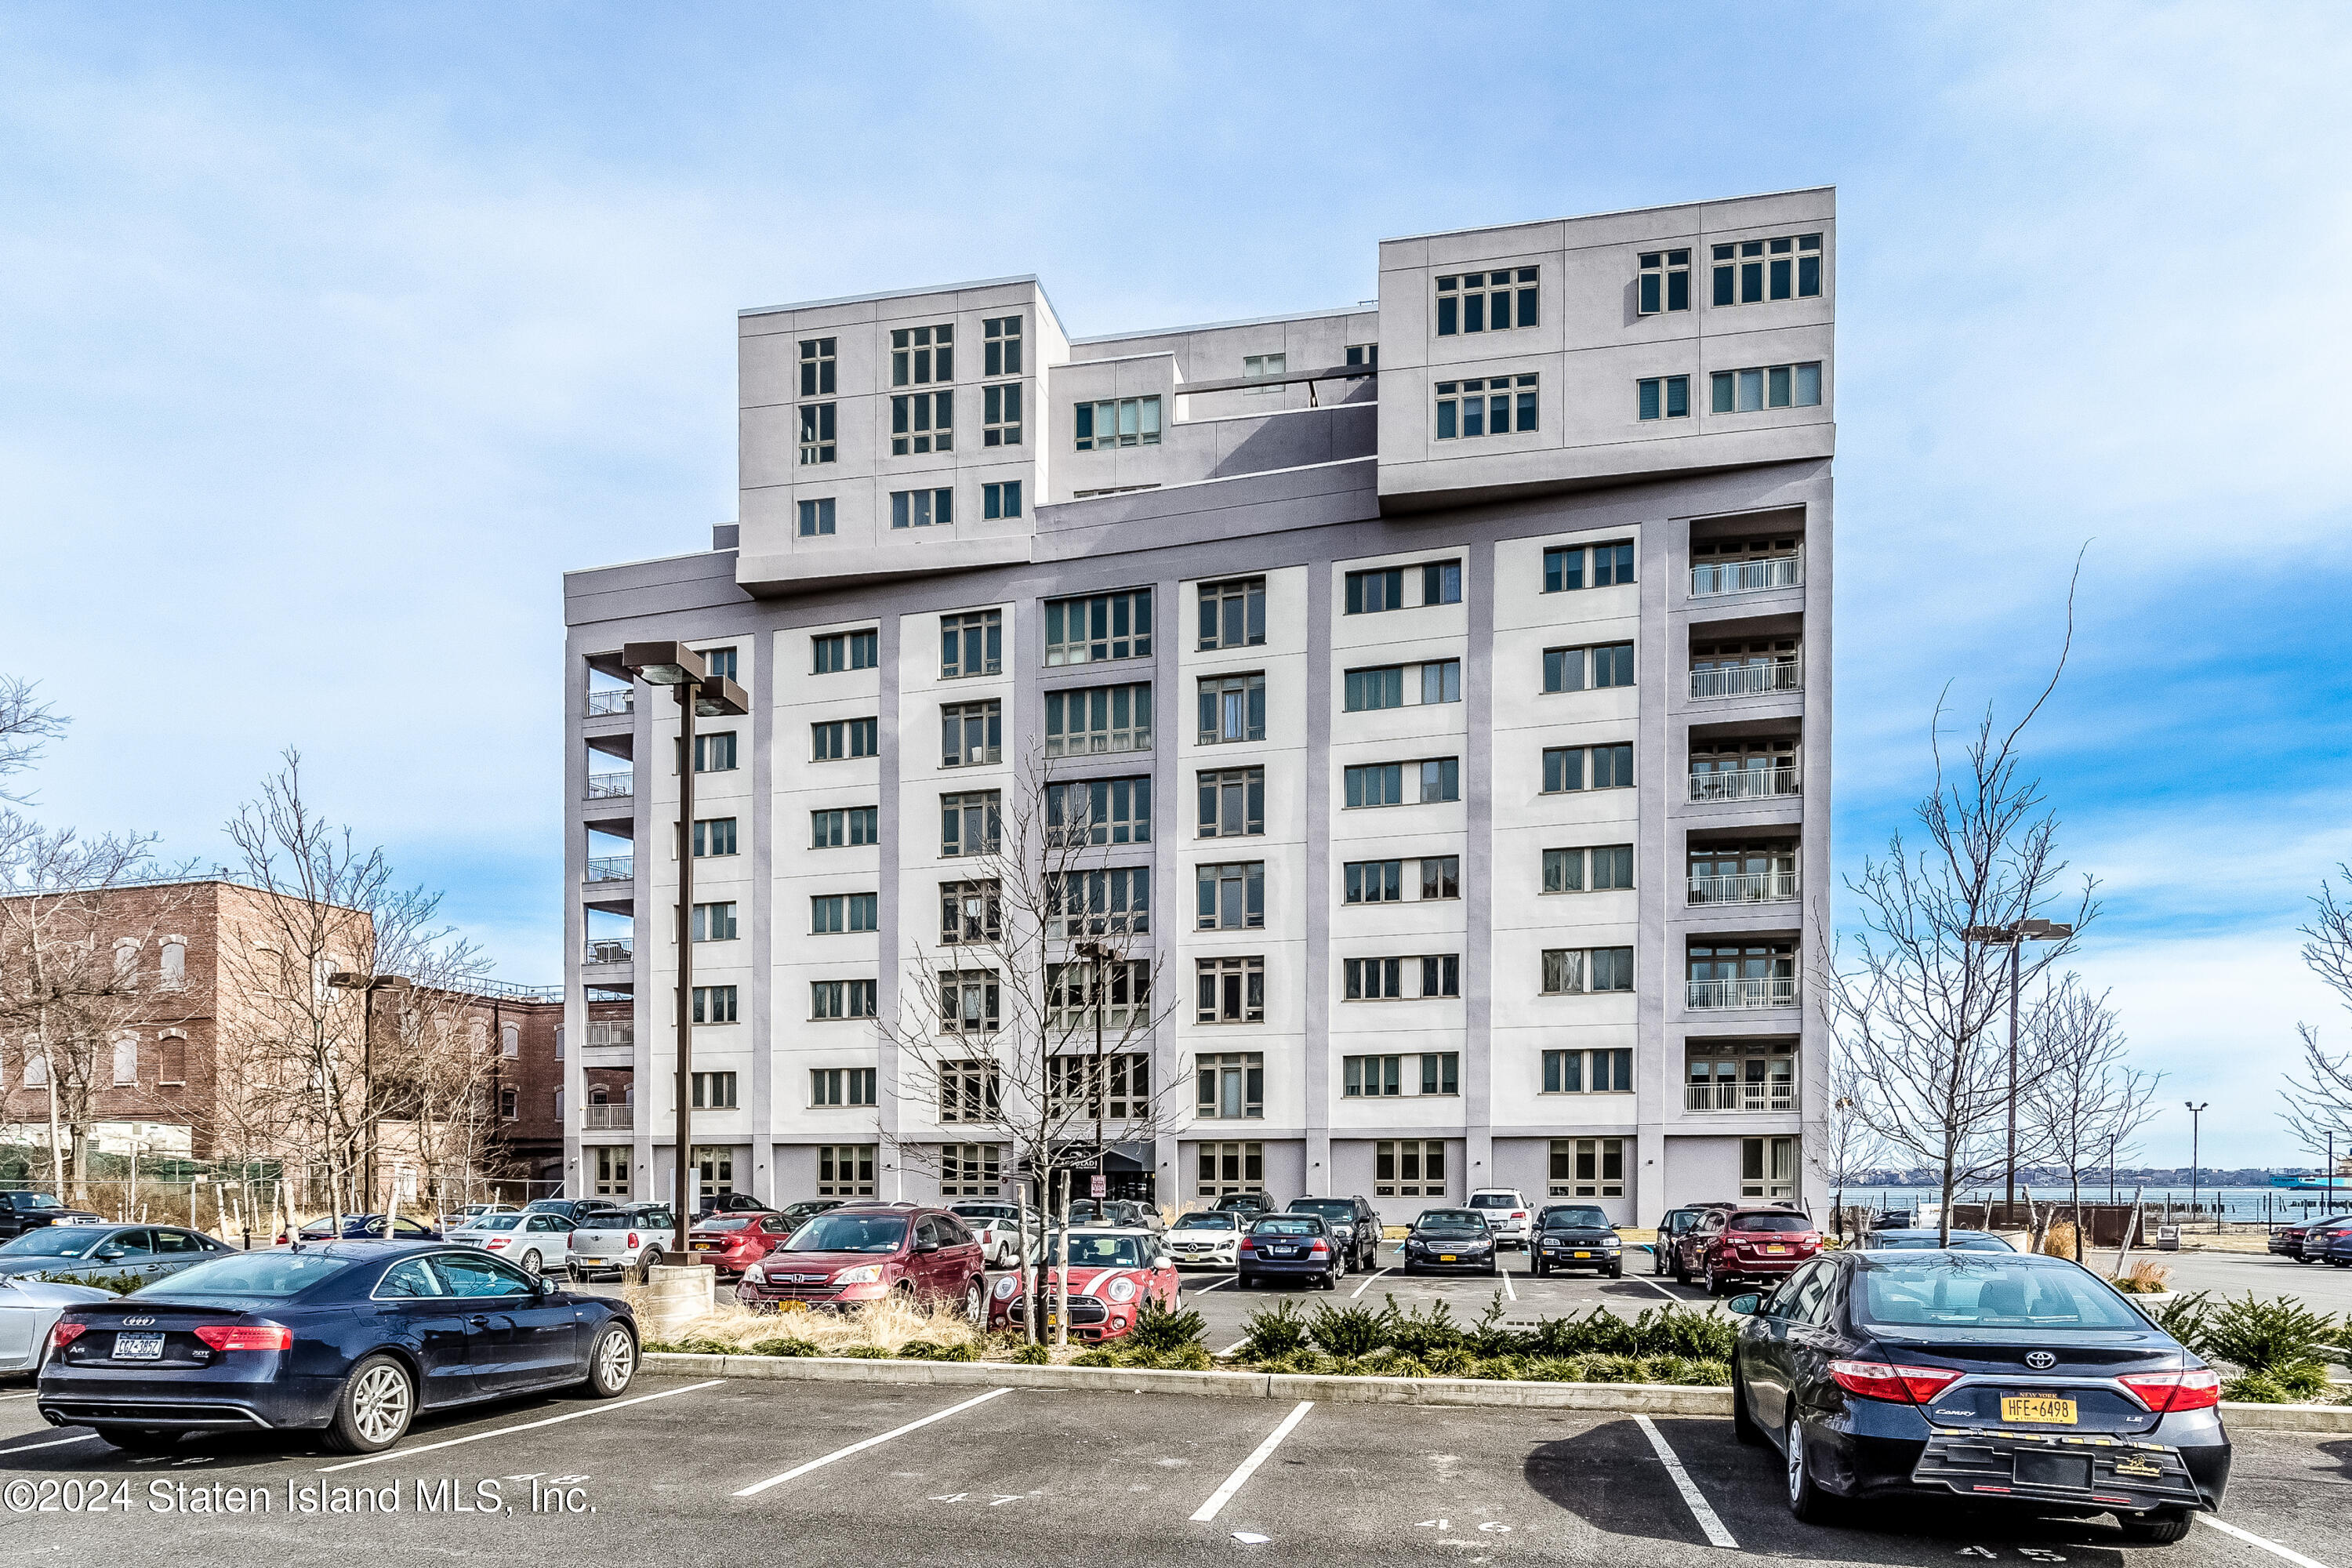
1962, 919, 2075, 1222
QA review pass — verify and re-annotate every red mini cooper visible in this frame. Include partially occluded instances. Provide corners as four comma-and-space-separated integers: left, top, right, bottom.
987, 1227, 1178, 1343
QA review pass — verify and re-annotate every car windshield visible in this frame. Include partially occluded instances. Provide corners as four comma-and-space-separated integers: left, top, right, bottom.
1855, 1258, 2147, 1330
474, 1214, 524, 1232
152, 1251, 356, 1298
524, 1201, 571, 1214
1289, 1200, 1355, 1221
1544, 1207, 1610, 1230
1467, 1194, 1519, 1209
1174, 1213, 1237, 1232
0, 1228, 103, 1258
784, 1214, 908, 1254
1051, 1233, 1149, 1268
1417, 1212, 1486, 1232
1873, 1233, 2011, 1252
1251, 1218, 1320, 1236
13, 1194, 64, 1210
1730, 1213, 1812, 1233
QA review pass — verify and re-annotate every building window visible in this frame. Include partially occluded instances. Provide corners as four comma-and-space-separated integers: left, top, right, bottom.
1421, 955, 1461, 997
1542, 743, 1634, 793
798, 498, 837, 536
1638, 376, 1691, 421
1345, 956, 1403, 1000
1638, 249, 1691, 314
799, 337, 836, 395
1711, 234, 1823, 307
942, 700, 1002, 767
1544, 1048, 1634, 1094
1047, 1054, 1149, 1119
701, 647, 738, 683
811, 980, 879, 1020
891, 322, 953, 385
891, 390, 954, 455
1196, 861, 1265, 931
939, 969, 1003, 1036
1197, 577, 1266, 651
113, 1037, 137, 1086
1344, 757, 1458, 808
1344, 1054, 1402, 1096
1196, 767, 1264, 839
693, 817, 738, 857
1690, 739, 1799, 800
1344, 859, 1401, 904
694, 732, 739, 772
938, 1054, 1000, 1115
1421, 1052, 1460, 1094
1542, 946, 1635, 994
1543, 642, 1635, 694
1243, 352, 1286, 394
1344, 566, 1403, 615
812, 1066, 878, 1105
158, 1035, 187, 1085
1046, 682, 1151, 757
1047, 867, 1149, 938
811, 807, 879, 848
1196, 1138, 1265, 1194
891, 488, 953, 528
941, 790, 1003, 857
1544, 844, 1634, 893
941, 610, 1002, 679
1047, 587, 1152, 666
1044, 776, 1150, 846
812, 718, 879, 761
1047, 958, 1150, 1030
1688, 840, 1798, 905
1198, 673, 1266, 745
1074, 396, 1161, 450
1343, 666, 1403, 712
1550, 1138, 1624, 1199
810, 893, 879, 935
1542, 540, 1636, 591
1688, 942, 1797, 1009
691, 1072, 739, 1109
1345, 343, 1378, 368
498, 1086, 518, 1120
941, 879, 1003, 944
1196, 1058, 1265, 1121
982, 315, 1022, 377
798, 401, 836, 464
158, 938, 186, 990
1709, 362, 1824, 414
691, 902, 738, 942
1687, 1041, 1795, 1112
817, 1144, 876, 1197
982, 479, 1022, 517
1741, 1136, 1801, 1200
691, 985, 739, 1024
1196, 956, 1265, 1024
1424, 562, 1464, 607
1435, 267, 1539, 335
1375, 1139, 1447, 1198
814, 629, 879, 673
939, 1143, 1000, 1197
1691, 636, 1801, 700
592, 1146, 629, 1199
1434, 374, 1538, 439
1690, 536, 1802, 597
971, 383, 1020, 448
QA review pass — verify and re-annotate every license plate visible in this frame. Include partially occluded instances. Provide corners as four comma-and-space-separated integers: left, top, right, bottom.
1045, 1314, 1059, 1327
1574, 1250, 1592, 1258
1439, 1254, 1457, 1263
2002, 1396, 2078, 1425
113, 1332, 165, 1361
692, 1242, 717, 1251
1764, 1245, 1789, 1254
777, 1301, 808, 1314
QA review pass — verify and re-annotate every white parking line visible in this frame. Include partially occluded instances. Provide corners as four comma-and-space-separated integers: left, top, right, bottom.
2198, 1514, 2336, 1568
1499, 1269, 1517, 1302
1632, 1272, 1693, 1303
1348, 1268, 1391, 1299
1190, 1275, 1239, 1294
733, 1386, 1013, 1497
1219, 1338, 1251, 1357
0, 1392, 40, 1403
0, 1434, 99, 1455
319, 1378, 722, 1472
1190, 1400, 1312, 1523
1633, 1414, 1738, 1550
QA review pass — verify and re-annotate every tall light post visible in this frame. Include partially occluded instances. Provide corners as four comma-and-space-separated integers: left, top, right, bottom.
2184, 1101, 2209, 1232
1962, 917, 2074, 1223
619, 641, 748, 1259
328, 970, 412, 1213
1074, 939, 1114, 1200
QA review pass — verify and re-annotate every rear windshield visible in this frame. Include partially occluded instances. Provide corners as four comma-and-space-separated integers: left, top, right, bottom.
152, 1252, 355, 1298
1251, 1218, 1321, 1236
0, 1228, 105, 1258
1873, 1233, 2011, 1252
1730, 1213, 1812, 1233
474, 1214, 524, 1232
1174, 1213, 1236, 1231
1543, 1207, 1610, 1230
1467, 1194, 1520, 1209
579, 1210, 666, 1230
1289, 1200, 1356, 1221
1855, 1258, 2145, 1330
697, 1217, 753, 1232
1052, 1234, 1149, 1268
785, 1214, 908, 1254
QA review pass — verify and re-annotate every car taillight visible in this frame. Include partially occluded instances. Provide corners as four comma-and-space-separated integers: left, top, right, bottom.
1512, 1212, 1526, 1221
627, 1232, 640, 1249
487, 1239, 507, 1249
193, 1326, 292, 1352
49, 1323, 88, 1349
1238, 1241, 1255, 1254
1309, 1241, 1329, 1255
1828, 1359, 1963, 1404
2118, 1369, 2222, 1413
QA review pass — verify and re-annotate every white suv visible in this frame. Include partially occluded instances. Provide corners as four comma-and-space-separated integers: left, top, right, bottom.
1466, 1189, 1534, 1251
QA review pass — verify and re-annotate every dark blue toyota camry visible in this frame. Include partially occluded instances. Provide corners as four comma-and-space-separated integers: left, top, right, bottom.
36, 1241, 639, 1455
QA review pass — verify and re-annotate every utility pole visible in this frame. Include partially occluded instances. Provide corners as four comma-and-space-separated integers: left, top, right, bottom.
2184, 1102, 2209, 1232
1962, 918, 2074, 1227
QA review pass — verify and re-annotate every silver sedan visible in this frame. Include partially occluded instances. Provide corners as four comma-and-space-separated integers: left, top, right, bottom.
0, 1274, 112, 1374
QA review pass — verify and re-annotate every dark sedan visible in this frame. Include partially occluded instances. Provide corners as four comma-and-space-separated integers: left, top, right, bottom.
1729, 1249, 2227, 1544
0, 1224, 234, 1285
1399, 1210, 1497, 1276
1236, 1215, 1340, 1289
38, 1242, 639, 1454
279, 1214, 444, 1243
1530, 1204, 1624, 1277
1866, 1229, 2016, 1252
2299, 1215, 2352, 1261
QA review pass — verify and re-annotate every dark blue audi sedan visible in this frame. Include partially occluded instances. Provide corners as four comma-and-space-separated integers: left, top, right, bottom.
36, 1241, 638, 1455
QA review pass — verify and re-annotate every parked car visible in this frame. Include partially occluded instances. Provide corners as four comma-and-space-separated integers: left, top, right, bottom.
2265, 1219, 2335, 1261
1286, 1196, 1380, 1271
0, 1224, 234, 1287
1677, 1207, 1823, 1294
1726, 1249, 2227, 1542
693, 1192, 775, 1223
1400, 1210, 1498, 1276
687, 1211, 800, 1279
437, 1203, 519, 1232
0, 1192, 106, 1240
735, 1204, 987, 1321
0, 1274, 112, 1372
1530, 1204, 1623, 1277
773, 1199, 844, 1233
474, 1212, 575, 1275
279, 1214, 443, 1244
1065, 1199, 1163, 1235
1210, 1192, 1279, 1218
987, 1227, 1178, 1342
566, 1206, 675, 1281
1651, 1206, 1712, 1275
38, 1242, 639, 1454
2298, 1215, 2352, 1261
444, 1210, 521, 1247
2322, 1229, 2352, 1269
1466, 1188, 1534, 1251
1236, 1214, 1340, 1289
948, 1201, 1029, 1267
522, 1198, 620, 1225
1865, 1229, 2015, 1253
1165, 1210, 1246, 1270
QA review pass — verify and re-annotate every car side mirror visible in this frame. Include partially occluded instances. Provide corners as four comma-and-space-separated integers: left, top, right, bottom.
915, 1238, 940, 1254
1154, 1254, 1173, 1269
95, 1247, 125, 1261
1726, 1292, 1762, 1316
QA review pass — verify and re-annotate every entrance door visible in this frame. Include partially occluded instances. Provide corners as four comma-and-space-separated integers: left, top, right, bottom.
593, 1146, 630, 1199
695, 1146, 735, 1209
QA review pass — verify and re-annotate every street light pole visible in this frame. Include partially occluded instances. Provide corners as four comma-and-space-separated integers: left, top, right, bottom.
1075, 940, 1112, 1199
1962, 917, 2074, 1228
2184, 1101, 2209, 1232
329, 970, 411, 1214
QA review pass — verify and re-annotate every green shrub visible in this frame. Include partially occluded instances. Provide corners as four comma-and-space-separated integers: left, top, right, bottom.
1308, 1301, 1392, 1358
1636, 1305, 1737, 1361
1071, 1348, 1120, 1368
1522, 1356, 1583, 1383
1470, 1356, 1525, 1381
1530, 1307, 1634, 1358
2147, 1290, 2215, 1357
1423, 1345, 1475, 1377
2222, 1370, 2292, 1403
931, 1342, 978, 1363
1588, 1353, 1648, 1384
1469, 1294, 1534, 1358
1156, 1342, 1214, 1372
897, 1339, 945, 1359
1128, 1298, 1208, 1353
1385, 1298, 1466, 1357
2204, 1294, 2345, 1374
1010, 1341, 1051, 1365
1238, 1298, 1312, 1360
746, 1336, 818, 1357
841, 1345, 891, 1359
1380, 1352, 1431, 1379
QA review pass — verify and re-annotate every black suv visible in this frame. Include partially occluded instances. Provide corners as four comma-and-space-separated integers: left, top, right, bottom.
1212, 1191, 1279, 1218
1530, 1203, 1624, 1277
694, 1192, 775, 1222
1285, 1196, 1380, 1270
0, 1192, 103, 1239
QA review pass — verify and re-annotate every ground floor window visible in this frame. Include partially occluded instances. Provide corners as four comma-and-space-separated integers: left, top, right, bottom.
593, 1145, 629, 1198
940, 1143, 1001, 1197
1196, 1141, 1263, 1197
1549, 1138, 1624, 1198
695, 1146, 735, 1204
1376, 1139, 1446, 1198
1740, 1135, 1798, 1200
818, 1144, 877, 1197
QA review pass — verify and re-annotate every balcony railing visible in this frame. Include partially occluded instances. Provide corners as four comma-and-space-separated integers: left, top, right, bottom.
1688, 766, 1802, 803
1687, 871, 1800, 905
586, 771, 634, 799
1686, 976, 1798, 1010
586, 688, 633, 718
584, 938, 633, 966
1690, 662, 1802, 700
1686, 1079, 1798, 1112
581, 1103, 633, 1131
1691, 555, 1802, 597
585, 855, 634, 883
586, 1021, 634, 1048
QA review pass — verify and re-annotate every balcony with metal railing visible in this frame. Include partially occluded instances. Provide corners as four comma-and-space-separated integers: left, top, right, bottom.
1691, 554, 1802, 598
586, 688, 633, 719
585, 855, 634, 884
1684, 1077, 1798, 1112
1686, 870, 1800, 906
581, 1103, 633, 1131
586, 1020, 634, 1049
1688, 765, 1802, 803
1686, 975, 1798, 1010
584, 938, 634, 966
586, 771, 633, 800
1690, 662, 1802, 701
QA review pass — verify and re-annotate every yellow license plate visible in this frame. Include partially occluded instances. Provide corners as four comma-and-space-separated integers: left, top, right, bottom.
1046, 1314, 1059, 1327
776, 1301, 808, 1314
1765, 1245, 1789, 1254
2002, 1396, 2077, 1425
1573, 1251, 1592, 1258
1439, 1254, 1457, 1262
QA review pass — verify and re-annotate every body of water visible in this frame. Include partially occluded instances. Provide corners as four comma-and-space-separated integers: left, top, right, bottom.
1837, 1185, 2346, 1224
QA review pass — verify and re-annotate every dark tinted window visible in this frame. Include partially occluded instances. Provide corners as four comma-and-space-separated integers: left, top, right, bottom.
1290, 1200, 1357, 1222
1542, 1207, 1609, 1230
1729, 1212, 1812, 1233
147, 1251, 354, 1297
436, 1254, 535, 1298
376, 1258, 445, 1298
1855, 1258, 2143, 1330
152, 1229, 207, 1254
1251, 1218, 1322, 1236
1053, 1233, 1148, 1267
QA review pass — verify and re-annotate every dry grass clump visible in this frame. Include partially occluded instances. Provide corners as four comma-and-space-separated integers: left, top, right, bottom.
2039, 1221, 2079, 1258
2111, 1259, 2173, 1294
652, 1293, 982, 1354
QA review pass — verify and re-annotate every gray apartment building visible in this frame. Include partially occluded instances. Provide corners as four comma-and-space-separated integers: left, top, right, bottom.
561, 187, 1833, 1226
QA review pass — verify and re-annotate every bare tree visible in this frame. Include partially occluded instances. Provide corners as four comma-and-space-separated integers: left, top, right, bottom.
0, 676, 67, 803
2281, 866, 2352, 1169
1815, 1052, 1886, 1243
874, 758, 1187, 1345
2020, 973, 2161, 1260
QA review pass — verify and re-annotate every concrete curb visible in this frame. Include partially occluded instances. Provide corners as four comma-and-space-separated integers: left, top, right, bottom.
641, 1352, 1733, 1414
2220, 1400, 2352, 1432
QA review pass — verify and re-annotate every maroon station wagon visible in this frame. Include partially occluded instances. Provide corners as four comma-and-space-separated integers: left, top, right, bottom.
735, 1203, 987, 1322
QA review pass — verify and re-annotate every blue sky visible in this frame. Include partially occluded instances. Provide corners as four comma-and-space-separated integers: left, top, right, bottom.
3, 2, 2347, 1168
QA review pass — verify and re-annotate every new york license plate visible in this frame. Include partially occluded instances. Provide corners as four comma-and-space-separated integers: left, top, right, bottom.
1573, 1251, 1592, 1258
2002, 1396, 2078, 1425
1764, 1245, 1789, 1254
113, 1332, 165, 1361
1439, 1254, 1457, 1262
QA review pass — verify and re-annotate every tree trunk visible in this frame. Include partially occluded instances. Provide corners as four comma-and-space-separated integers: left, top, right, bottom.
1053, 1167, 1070, 1352
1017, 1177, 1036, 1347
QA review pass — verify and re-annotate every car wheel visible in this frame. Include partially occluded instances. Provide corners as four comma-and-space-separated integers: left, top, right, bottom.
93, 1425, 181, 1454
1730, 1365, 1765, 1446
1705, 1266, 1726, 1296
1607, 1261, 1623, 1279
521, 1250, 542, 1276
2114, 1509, 2193, 1544
1674, 1255, 1691, 1285
962, 1277, 985, 1327
581, 1323, 637, 1398
1531, 1258, 1546, 1277
1784, 1411, 1838, 1524
325, 1354, 416, 1455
